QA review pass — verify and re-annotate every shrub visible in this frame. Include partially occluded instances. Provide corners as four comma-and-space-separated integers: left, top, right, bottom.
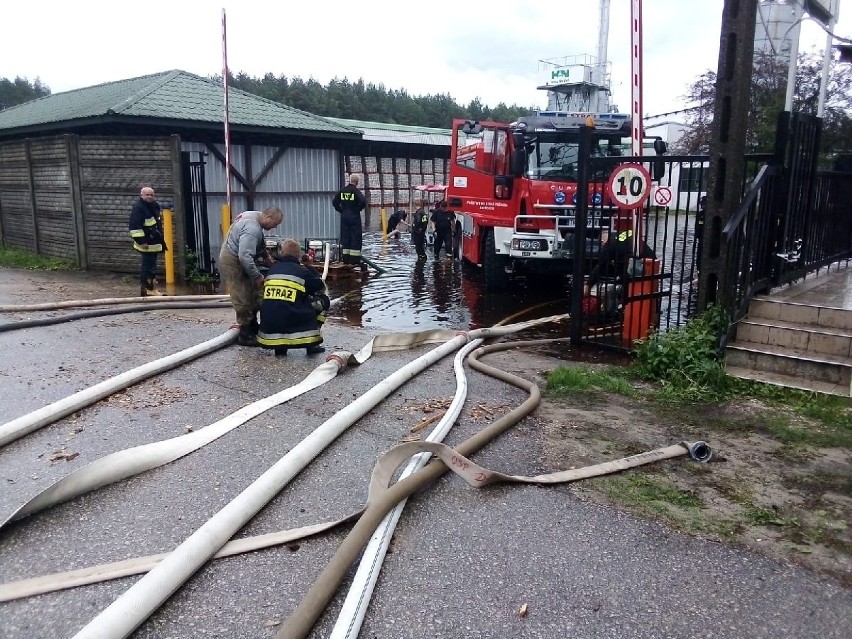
632, 306, 730, 401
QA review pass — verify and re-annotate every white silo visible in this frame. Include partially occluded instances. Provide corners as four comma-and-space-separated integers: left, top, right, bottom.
755, 0, 802, 62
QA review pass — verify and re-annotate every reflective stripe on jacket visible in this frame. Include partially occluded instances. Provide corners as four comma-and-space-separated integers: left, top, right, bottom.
128, 198, 164, 252
257, 256, 327, 348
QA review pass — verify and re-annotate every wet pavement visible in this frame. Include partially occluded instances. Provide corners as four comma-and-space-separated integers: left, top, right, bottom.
0, 253, 850, 638
766, 264, 852, 310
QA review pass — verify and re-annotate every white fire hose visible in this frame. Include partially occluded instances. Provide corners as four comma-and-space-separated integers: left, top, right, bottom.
69, 315, 567, 639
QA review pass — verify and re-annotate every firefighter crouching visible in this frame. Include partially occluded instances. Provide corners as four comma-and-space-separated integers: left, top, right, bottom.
257, 239, 330, 356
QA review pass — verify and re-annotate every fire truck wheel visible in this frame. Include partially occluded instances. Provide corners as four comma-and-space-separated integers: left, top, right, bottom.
482, 228, 509, 291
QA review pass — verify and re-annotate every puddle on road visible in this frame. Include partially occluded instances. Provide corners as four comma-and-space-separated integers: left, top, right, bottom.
194, 214, 578, 341
323, 216, 572, 339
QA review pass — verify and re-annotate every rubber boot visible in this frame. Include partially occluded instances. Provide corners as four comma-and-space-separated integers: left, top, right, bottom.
237, 325, 260, 347
305, 344, 326, 355
143, 277, 164, 296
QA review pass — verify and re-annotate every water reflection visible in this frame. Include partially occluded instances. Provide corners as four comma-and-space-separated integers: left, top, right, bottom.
324, 211, 570, 332
204, 206, 699, 337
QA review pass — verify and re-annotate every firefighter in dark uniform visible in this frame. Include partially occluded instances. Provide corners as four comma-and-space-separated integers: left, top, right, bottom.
386, 209, 410, 237
332, 174, 367, 265
128, 186, 166, 296
583, 226, 656, 312
257, 239, 330, 355
429, 200, 455, 259
411, 205, 430, 259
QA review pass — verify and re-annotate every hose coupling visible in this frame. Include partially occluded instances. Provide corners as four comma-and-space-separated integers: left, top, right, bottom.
686, 441, 712, 463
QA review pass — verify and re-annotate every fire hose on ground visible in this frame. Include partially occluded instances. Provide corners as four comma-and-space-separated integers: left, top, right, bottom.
66, 315, 568, 639
0, 244, 336, 448
0, 304, 712, 638
0, 328, 239, 448
0, 300, 231, 332
0, 329, 464, 530
276, 339, 710, 639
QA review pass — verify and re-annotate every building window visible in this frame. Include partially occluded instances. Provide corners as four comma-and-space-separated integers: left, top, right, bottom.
679, 165, 709, 193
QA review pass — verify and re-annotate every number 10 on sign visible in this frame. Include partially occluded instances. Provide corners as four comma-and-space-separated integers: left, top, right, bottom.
606, 163, 652, 210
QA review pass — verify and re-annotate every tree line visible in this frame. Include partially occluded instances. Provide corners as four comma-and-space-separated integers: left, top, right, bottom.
218, 72, 535, 128
3, 55, 850, 159
0, 76, 50, 111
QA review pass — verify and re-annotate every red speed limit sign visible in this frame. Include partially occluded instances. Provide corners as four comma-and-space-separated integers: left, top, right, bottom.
606, 163, 652, 210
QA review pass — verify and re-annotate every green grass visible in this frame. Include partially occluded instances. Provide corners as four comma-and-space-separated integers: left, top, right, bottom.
587, 474, 710, 534
544, 307, 852, 451
743, 506, 788, 526
0, 244, 77, 270
545, 365, 638, 397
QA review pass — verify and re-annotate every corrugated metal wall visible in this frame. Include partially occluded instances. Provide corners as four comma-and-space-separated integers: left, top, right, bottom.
182, 142, 341, 262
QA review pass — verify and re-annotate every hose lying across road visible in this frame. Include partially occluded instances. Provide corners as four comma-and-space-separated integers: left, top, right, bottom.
68, 315, 568, 639
0, 329, 464, 530
277, 340, 710, 639
0, 294, 711, 638
0, 328, 239, 448
0, 300, 231, 332
0, 294, 229, 313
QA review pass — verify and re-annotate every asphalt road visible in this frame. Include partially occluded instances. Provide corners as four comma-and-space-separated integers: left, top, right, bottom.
0, 268, 850, 639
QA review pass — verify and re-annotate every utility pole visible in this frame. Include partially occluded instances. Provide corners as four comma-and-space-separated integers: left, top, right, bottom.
698, 0, 759, 311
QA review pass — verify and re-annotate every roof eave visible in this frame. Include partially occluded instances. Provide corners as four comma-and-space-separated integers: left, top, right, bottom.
0, 114, 363, 141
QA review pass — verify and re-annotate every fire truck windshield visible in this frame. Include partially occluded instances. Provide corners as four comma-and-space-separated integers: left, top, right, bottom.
524, 134, 624, 182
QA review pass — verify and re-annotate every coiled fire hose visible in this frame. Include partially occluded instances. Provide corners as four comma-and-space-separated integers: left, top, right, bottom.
275, 339, 711, 639
68, 315, 567, 639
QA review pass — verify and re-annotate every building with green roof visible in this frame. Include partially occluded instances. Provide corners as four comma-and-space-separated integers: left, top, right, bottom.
0, 70, 451, 278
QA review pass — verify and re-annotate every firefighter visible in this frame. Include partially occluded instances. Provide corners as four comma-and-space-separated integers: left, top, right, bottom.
332, 174, 367, 265
583, 223, 655, 313
257, 239, 329, 356
386, 209, 410, 238
219, 207, 283, 346
429, 200, 455, 259
128, 186, 166, 296
411, 205, 430, 259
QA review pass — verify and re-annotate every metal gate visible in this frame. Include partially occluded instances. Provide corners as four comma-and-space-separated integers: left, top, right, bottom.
567, 125, 772, 352
181, 151, 213, 275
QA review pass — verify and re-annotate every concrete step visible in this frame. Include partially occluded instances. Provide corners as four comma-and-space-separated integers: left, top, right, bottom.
724, 365, 851, 397
724, 341, 852, 387
736, 318, 852, 359
749, 298, 852, 331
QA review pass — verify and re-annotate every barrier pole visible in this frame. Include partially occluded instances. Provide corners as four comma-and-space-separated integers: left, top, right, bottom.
221, 204, 231, 240
162, 208, 175, 285
381, 208, 387, 241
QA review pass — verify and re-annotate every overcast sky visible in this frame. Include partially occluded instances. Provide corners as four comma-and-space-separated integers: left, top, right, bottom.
2, 0, 849, 118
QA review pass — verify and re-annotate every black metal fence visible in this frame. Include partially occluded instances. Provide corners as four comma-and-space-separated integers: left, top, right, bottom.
181, 151, 213, 276
569, 139, 773, 352
719, 112, 852, 349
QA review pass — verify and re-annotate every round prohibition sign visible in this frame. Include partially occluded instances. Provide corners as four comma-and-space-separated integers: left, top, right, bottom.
653, 186, 673, 206
606, 163, 652, 210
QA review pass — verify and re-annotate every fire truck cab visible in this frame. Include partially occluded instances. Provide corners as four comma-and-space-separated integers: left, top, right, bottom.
446, 112, 634, 289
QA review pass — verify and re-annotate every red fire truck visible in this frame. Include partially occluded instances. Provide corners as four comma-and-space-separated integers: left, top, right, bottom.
446, 112, 662, 290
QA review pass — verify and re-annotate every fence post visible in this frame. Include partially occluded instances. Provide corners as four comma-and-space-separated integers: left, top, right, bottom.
698, 0, 758, 313
23, 140, 40, 255
65, 134, 87, 269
